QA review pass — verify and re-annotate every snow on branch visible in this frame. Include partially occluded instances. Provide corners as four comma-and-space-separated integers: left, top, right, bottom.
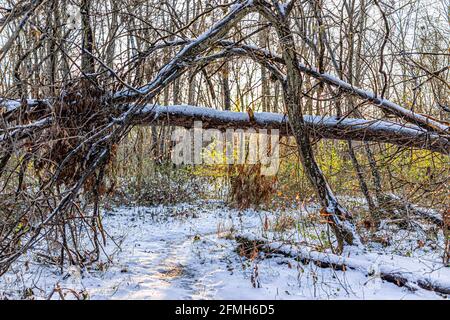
236, 234, 450, 295
115, 30, 449, 135
122, 104, 449, 154
216, 42, 450, 135
1, 99, 448, 154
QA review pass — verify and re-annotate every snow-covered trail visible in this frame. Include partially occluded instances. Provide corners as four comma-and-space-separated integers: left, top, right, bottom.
85, 202, 265, 299
0, 201, 448, 300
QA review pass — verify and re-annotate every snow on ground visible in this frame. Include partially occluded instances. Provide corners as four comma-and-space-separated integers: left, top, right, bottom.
0, 200, 448, 300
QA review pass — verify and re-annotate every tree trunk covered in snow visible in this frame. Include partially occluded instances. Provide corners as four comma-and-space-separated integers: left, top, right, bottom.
236, 234, 450, 295
3, 100, 448, 154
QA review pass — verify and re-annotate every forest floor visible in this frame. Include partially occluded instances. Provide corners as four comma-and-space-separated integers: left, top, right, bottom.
0, 199, 448, 300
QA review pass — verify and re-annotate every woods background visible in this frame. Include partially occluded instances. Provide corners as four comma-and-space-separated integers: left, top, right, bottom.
0, 0, 448, 286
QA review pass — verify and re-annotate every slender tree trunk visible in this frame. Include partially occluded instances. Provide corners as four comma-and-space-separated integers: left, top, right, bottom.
221, 61, 231, 111
348, 141, 376, 211
259, 14, 269, 112
46, 0, 58, 96
344, 0, 377, 216
80, 0, 95, 75
106, 0, 119, 67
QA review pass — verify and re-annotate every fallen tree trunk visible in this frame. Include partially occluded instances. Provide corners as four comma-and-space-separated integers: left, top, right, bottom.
2, 101, 449, 154
235, 233, 450, 295
126, 104, 449, 154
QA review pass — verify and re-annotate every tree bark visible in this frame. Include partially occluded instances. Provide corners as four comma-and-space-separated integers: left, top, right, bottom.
80, 0, 95, 75
236, 234, 450, 295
